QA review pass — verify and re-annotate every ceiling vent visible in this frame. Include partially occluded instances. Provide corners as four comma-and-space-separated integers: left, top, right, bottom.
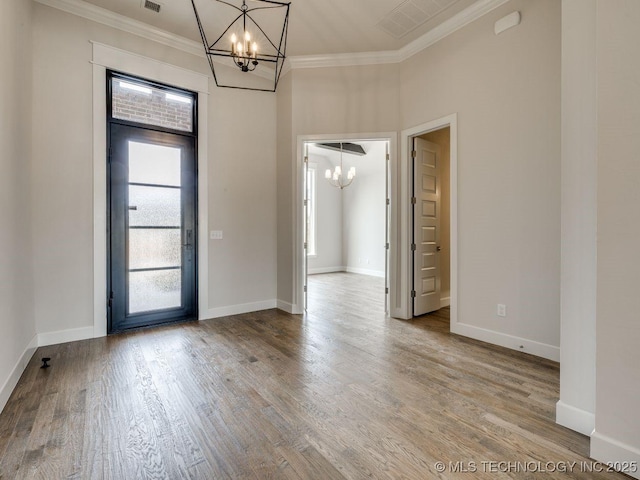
142, 0, 162, 13
376, 0, 459, 39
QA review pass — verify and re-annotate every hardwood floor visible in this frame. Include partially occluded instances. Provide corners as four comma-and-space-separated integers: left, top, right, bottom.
0, 272, 625, 479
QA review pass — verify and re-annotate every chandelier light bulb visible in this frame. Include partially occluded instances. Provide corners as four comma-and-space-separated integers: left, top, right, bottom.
237, 42, 243, 55
322, 143, 358, 189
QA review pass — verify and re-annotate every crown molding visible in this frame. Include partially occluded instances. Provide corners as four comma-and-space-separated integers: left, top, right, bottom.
35, 0, 203, 56
34, 0, 275, 81
36, 0, 511, 75
396, 0, 511, 62
284, 0, 509, 72
286, 49, 399, 72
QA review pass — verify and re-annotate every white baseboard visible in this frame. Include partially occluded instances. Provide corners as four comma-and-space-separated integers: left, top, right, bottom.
440, 296, 451, 308
345, 266, 385, 278
308, 266, 345, 275
203, 299, 277, 320
276, 299, 303, 315
591, 431, 640, 479
38, 326, 95, 347
306, 266, 386, 278
0, 334, 38, 414
556, 400, 595, 436
450, 322, 560, 362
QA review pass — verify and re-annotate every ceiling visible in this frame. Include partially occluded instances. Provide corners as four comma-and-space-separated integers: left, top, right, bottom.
79, 0, 479, 57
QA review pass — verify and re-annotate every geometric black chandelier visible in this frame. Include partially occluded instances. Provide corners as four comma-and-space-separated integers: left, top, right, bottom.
190, 0, 291, 92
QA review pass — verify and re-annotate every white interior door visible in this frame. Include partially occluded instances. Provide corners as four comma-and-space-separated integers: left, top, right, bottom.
413, 137, 441, 316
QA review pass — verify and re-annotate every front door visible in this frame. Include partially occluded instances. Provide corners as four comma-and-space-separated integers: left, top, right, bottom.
108, 124, 197, 332
413, 137, 441, 316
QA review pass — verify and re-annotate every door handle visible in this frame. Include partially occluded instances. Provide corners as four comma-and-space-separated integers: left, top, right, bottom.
437, 246, 441, 251
183, 229, 193, 250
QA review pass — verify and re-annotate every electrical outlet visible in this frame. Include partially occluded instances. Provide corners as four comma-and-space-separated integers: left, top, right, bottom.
497, 304, 507, 317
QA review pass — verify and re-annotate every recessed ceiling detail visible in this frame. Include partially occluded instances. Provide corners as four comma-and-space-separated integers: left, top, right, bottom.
316, 143, 367, 156
35, 0, 507, 61
376, 0, 460, 39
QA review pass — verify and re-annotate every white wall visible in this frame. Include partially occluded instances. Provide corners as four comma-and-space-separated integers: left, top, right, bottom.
0, 0, 37, 412
591, 0, 640, 473
308, 153, 342, 273
557, 0, 597, 436
307, 143, 386, 277
558, 4, 640, 468
276, 73, 294, 311
400, 0, 561, 358
276, 64, 400, 308
31, 4, 278, 336
343, 142, 387, 277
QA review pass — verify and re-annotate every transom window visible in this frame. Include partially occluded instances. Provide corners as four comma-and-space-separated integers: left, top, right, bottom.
110, 74, 195, 133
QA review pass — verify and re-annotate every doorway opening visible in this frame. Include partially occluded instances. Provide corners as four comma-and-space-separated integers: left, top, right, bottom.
412, 128, 451, 317
107, 71, 198, 333
398, 113, 458, 326
302, 139, 390, 314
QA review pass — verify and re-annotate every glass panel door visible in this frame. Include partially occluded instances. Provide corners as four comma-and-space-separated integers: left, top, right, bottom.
127, 142, 182, 314
108, 124, 197, 332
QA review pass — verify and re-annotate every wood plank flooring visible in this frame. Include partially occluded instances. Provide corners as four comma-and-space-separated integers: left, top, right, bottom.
0, 272, 626, 479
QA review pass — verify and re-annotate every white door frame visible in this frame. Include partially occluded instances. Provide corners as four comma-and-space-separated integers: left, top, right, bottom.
400, 113, 458, 324
294, 132, 399, 316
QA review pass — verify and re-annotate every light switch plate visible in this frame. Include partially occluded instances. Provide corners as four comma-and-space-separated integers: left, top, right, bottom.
210, 230, 223, 240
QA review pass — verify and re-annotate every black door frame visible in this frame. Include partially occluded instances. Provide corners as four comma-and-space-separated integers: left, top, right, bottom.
106, 70, 198, 333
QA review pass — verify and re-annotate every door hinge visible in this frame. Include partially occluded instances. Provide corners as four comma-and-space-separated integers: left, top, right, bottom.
386, 153, 390, 161
386, 198, 390, 206
411, 290, 417, 298
385, 287, 389, 294
108, 291, 113, 308
411, 197, 417, 205
411, 150, 417, 158
385, 242, 390, 250
303, 285, 307, 293
304, 156, 309, 164
303, 242, 308, 250
303, 199, 308, 207
411, 243, 416, 251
